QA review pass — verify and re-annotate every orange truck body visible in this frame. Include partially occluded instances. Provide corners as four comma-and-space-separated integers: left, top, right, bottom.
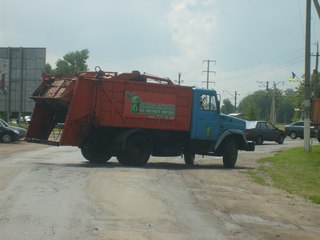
26, 71, 192, 146
311, 99, 320, 125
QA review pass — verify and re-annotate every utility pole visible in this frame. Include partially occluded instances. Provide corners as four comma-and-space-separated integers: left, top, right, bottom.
202, 60, 216, 89
234, 91, 240, 111
223, 90, 240, 112
311, 42, 320, 98
258, 80, 282, 124
304, 0, 312, 152
270, 81, 284, 124
174, 72, 184, 85
257, 81, 269, 91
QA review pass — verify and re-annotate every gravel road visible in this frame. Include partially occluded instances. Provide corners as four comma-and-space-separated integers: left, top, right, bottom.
0, 140, 319, 240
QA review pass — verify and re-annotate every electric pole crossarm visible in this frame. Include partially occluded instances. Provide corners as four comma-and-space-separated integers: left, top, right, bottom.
202, 60, 216, 89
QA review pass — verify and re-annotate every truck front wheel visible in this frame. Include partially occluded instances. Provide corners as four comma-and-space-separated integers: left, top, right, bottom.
117, 134, 151, 166
222, 139, 238, 169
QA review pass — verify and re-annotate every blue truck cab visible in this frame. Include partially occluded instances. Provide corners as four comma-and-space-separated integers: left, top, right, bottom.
184, 88, 254, 168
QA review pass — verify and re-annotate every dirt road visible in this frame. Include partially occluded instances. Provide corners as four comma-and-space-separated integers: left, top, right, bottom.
0, 140, 319, 240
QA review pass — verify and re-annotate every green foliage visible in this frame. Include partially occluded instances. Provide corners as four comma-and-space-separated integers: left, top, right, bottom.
250, 146, 320, 204
238, 90, 267, 120
46, 49, 90, 74
245, 170, 269, 186
45, 63, 52, 74
221, 99, 235, 114
0, 112, 5, 119
56, 49, 89, 74
238, 88, 301, 122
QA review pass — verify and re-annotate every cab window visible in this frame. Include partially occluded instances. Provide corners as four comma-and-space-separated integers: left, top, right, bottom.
200, 94, 216, 111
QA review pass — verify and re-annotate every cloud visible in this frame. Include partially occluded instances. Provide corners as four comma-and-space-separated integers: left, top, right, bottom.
165, 0, 217, 60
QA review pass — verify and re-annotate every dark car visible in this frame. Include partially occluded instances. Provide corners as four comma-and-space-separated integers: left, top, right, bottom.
0, 122, 19, 143
0, 119, 27, 140
285, 121, 316, 139
245, 121, 286, 145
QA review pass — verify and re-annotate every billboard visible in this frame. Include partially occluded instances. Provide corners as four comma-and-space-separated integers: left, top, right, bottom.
0, 59, 9, 93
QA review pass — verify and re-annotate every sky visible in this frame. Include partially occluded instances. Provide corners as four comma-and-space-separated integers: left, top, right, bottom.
1, 0, 320, 103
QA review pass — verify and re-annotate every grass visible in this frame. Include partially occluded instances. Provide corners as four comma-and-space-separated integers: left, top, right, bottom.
247, 145, 320, 204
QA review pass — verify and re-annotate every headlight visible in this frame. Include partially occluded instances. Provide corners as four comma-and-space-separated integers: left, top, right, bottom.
14, 130, 20, 135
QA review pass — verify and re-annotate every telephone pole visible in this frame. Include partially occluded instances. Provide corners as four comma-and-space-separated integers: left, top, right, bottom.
175, 72, 184, 85
270, 81, 284, 124
304, 0, 311, 152
202, 60, 216, 89
257, 81, 269, 91
311, 42, 320, 98
223, 90, 240, 112
178, 72, 182, 85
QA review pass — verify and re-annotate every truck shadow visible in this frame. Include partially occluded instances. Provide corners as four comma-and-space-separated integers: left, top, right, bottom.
37, 161, 253, 170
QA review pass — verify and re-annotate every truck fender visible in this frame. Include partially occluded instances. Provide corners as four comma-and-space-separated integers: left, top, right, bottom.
213, 129, 247, 152
115, 129, 152, 151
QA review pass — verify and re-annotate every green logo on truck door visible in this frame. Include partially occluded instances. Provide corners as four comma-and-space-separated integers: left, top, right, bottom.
125, 92, 176, 119
131, 96, 141, 113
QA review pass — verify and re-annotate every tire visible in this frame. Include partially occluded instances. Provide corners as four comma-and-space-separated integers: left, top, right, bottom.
81, 141, 112, 164
255, 136, 263, 145
289, 131, 297, 139
222, 139, 238, 169
117, 134, 151, 166
278, 135, 284, 144
2, 134, 12, 143
184, 151, 195, 165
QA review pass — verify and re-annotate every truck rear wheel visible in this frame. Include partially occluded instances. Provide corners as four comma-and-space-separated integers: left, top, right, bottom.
81, 142, 112, 164
184, 151, 195, 165
117, 134, 151, 166
222, 139, 238, 169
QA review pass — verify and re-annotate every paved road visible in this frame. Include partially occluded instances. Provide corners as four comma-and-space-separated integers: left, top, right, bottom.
0, 139, 319, 240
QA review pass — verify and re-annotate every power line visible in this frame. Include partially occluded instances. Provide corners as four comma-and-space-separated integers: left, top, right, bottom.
219, 47, 304, 73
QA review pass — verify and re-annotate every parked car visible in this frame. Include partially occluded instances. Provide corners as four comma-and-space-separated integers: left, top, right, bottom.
285, 121, 316, 139
0, 119, 27, 139
20, 115, 31, 124
245, 121, 286, 145
0, 121, 19, 143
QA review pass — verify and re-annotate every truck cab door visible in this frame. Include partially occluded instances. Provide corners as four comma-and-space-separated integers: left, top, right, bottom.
191, 91, 221, 141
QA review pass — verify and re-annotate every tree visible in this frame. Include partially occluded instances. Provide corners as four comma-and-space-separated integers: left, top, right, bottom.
46, 49, 90, 74
238, 88, 299, 123
221, 99, 235, 114
277, 88, 296, 123
56, 49, 89, 74
44, 63, 52, 74
238, 90, 269, 120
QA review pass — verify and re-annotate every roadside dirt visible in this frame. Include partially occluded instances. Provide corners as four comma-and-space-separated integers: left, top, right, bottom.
0, 140, 319, 240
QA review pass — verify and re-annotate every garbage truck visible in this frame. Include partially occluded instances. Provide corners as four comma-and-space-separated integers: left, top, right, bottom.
26, 68, 254, 168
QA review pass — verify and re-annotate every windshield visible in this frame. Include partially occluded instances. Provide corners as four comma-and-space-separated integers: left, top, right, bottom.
0, 119, 9, 127
246, 121, 257, 129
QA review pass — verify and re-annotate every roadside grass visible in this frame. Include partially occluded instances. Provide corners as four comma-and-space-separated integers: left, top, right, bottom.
247, 145, 320, 204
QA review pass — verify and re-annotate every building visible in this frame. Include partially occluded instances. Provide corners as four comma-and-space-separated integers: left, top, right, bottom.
0, 47, 46, 121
